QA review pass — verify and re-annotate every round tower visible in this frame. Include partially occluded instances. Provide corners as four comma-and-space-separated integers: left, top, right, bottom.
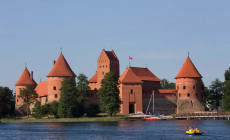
46, 53, 76, 103
15, 67, 37, 115
175, 56, 204, 113
15, 67, 37, 105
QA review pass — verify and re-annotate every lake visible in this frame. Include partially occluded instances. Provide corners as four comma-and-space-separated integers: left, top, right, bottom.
0, 120, 230, 140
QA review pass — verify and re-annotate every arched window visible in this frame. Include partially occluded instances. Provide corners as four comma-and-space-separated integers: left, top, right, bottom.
187, 93, 190, 97
54, 94, 58, 98
102, 72, 104, 75
179, 93, 181, 97
183, 86, 186, 89
193, 86, 196, 89
53, 86, 56, 90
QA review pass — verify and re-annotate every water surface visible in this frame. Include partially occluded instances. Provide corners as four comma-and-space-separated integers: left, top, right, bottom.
0, 120, 230, 140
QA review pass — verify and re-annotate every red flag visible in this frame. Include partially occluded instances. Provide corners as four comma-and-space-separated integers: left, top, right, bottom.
129, 56, 133, 60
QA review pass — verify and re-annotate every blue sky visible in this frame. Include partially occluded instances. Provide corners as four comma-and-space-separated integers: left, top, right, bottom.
0, 0, 230, 91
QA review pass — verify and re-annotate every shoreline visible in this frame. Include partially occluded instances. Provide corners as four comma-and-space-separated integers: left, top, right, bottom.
0, 117, 135, 123
0, 115, 177, 123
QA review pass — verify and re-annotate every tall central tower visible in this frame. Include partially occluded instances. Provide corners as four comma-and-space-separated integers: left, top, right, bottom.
89, 49, 119, 90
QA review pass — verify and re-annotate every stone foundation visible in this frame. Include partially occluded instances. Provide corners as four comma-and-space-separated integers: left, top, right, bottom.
177, 98, 205, 114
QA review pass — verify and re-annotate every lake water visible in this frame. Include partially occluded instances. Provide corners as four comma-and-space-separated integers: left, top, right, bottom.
0, 120, 230, 140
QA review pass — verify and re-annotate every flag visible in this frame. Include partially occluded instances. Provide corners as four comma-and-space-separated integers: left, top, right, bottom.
129, 56, 133, 60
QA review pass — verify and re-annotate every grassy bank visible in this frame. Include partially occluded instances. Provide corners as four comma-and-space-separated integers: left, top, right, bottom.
0, 116, 130, 123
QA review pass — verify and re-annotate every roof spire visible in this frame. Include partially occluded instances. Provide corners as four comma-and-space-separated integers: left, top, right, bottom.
25, 62, 27, 68
60, 47, 62, 54
188, 51, 190, 57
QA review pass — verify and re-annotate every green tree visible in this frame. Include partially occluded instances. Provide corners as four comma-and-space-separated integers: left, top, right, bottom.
223, 67, 230, 111
0, 86, 15, 118
58, 77, 83, 118
31, 101, 42, 118
32, 101, 59, 118
50, 101, 59, 118
201, 82, 211, 110
76, 73, 91, 103
18, 85, 38, 118
209, 78, 224, 111
97, 72, 121, 116
160, 79, 175, 89
86, 103, 100, 117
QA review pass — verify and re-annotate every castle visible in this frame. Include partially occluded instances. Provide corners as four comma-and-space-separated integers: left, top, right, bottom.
15, 49, 204, 115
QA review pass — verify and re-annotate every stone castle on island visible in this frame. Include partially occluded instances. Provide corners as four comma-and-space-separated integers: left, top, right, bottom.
15, 49, 204, 115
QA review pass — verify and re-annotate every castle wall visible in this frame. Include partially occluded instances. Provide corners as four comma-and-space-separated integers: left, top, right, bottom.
143, 94, 177, 115
119, 83, 142, 114
177, 98, 205, 114
40, 96, 48, 105
89, 83, 97, 90
15, 85, 26, 105
142, 81, 161, 98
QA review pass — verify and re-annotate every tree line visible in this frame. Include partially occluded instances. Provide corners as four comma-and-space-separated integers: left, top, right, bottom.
202, 68, 230, 111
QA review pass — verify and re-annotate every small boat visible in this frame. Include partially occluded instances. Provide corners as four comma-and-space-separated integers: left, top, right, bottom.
145, 116, 166, 121
186, 130, 203, 135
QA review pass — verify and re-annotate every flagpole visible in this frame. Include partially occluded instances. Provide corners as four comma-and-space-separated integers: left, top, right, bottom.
129, 58, 130, 67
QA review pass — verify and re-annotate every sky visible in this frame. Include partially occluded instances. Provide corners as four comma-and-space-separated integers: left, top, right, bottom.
0, 0, 230, 91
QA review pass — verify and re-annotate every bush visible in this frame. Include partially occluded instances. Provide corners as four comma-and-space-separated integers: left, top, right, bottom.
86, 104, 100, 117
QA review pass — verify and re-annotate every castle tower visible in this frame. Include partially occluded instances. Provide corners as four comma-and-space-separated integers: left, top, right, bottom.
175, 56, 204, 114
15, 67, 37, 115
47, 53, 76, 103
89, 49, 119, 90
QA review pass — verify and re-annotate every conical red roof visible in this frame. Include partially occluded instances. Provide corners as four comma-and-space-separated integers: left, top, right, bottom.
15, 67, 37, 86
47, 53, 76, 77
175, 57, 202, 78
119, 67, 143, 83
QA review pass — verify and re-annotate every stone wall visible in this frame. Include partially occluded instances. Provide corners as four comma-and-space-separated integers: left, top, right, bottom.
15, 104, 28, 116
177, 98, 205, 114
143, 96, 177, 115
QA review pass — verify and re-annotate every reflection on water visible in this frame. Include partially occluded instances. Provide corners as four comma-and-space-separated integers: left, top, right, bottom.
0, 120, 230, 140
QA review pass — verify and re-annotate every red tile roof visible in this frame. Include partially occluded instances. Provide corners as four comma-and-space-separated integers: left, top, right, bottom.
175, 57, 202, 78
157, 89, 177, 94
119, 67, 143, 83
88, 72, 98, 83
104, 50, 119, 62
47, 53, 76, 77
35, 81, 48, 97
130, 67, 161, 82
15, 67, 37, 86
